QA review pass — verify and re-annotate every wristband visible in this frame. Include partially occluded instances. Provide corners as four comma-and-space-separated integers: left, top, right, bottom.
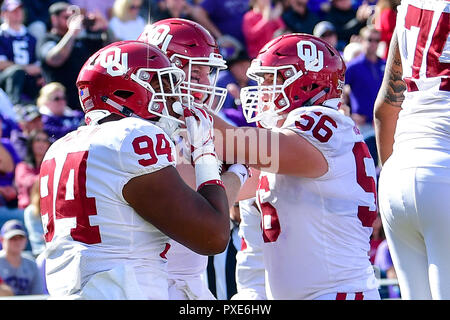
194, 154, 221, 189
197, 179, 225, 191
226, 164, 250, 186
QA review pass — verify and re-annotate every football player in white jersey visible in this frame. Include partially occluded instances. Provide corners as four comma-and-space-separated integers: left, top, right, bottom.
211, 33, 380, 300
138, 18, 251, 300
374, 0, 450, 299
231, 197, 267, 300
39, 40, 231, 299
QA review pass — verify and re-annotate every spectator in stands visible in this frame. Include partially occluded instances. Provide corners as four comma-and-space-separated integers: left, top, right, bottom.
342, 25, 385, 138
217, 50, 256, 127
14, 129, 50, 210
191, 0, 249, 61
374, 239, 401, 299
0, 219, 44, 295
281, 0, 320, 35
352, 0, 378, 10
21, 0, 59, 43
9, 104, 43, 160
342, 40, 362, 63
242, 0, 285, 59
147, 0, 195, 23
374, 0, 400, 60
0, 275, 14, 296
23, 180, 45, 258
108, 0, 146, 41
70, 0, 115, 20
322, 0, 372, 51
0, 117, 20, 208
36, 82, 84, 142
0, 109, 20, 140
313, 20, 339, 51
37, 1, 111, 111
0, 87, 17, 122
307, 0, 329, 17
0, 0, 43, 105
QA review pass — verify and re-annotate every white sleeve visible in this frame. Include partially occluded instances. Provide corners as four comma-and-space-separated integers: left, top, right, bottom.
282, 107, 362, 180
117, 124, 177, 177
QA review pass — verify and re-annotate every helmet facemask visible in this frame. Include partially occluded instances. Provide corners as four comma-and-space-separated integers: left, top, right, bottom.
241, 60, 301, 128
124, 66, 190, 138
172, 52, 227, 113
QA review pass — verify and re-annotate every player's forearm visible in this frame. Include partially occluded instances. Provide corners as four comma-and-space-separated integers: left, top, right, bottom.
221, 170, 243, 208
196, 184, 230, 253
213, 114, 276, 171
374, 104, 400, 165
373, 31, 405, 165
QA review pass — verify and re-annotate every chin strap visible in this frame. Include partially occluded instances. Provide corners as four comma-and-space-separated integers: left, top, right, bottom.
102, 96, 134, 117
102, 95, 181, 139
303, 87, 330, 107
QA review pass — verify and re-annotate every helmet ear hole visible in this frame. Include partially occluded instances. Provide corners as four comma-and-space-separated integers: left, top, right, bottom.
113, 90, 134, 99
300, 84, 319, 92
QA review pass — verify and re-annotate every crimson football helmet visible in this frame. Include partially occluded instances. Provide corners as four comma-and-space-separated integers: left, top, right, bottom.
138, 18, 227, 113
77, 40, 188, 134
241, 33, 346, 128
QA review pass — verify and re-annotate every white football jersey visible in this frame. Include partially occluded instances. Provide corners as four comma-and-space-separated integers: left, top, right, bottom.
233, 197, 267, 300
396, 0, 449, 105
258, 107, 378, 300
40, 117, 177, 299
393, 0, 450, 167
167, 241, 208, 278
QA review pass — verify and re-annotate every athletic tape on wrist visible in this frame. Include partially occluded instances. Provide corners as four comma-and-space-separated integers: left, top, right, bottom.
195, 154, 221, 189
226, 164, 249, 186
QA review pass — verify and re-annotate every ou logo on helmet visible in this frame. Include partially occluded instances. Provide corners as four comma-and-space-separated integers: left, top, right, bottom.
99, 47, 129, 77
297, 40, 323, 72
144, 24, 173, 53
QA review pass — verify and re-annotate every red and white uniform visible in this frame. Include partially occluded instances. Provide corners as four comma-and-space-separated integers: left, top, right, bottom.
166, 240, 214, 299
40, 116, 176, 299
258, 107, 379, 300
232, 197, 267, 300
165, 135, 215, 300
378, 0, 450, 299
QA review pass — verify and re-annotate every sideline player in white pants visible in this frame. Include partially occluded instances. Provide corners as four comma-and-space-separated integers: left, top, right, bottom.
374, 0, 450, 300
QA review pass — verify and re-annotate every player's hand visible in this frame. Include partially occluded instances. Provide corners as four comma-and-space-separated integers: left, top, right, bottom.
183, 106, 216, 164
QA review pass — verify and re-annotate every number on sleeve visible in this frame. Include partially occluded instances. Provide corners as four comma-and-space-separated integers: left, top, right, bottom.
155, 133, 173, 162
132, 134, 174, 166
295, 112, 337, 143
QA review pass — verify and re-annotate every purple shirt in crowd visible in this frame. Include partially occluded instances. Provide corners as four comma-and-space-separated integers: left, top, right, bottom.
374, 239, 401, 298
345, 53, 386, 124
200, 0, 249, 46
0, 138, 21, 187
217, 70, 256, 127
